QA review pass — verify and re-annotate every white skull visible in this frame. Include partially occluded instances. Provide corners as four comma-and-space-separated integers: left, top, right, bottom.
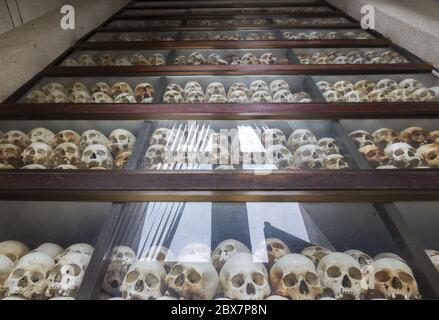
220, 252, 270, 300
166, 261, 219, 300
21, 142, 53, 167
349, 130, 374, 148
241, 53, 259, 65
208, 94, 228, 103
273, 89, 295, 103
260, 53, 278, 65
186, 90, 205, 103
227, 83, 249, 98
212, 240, 250, 272
251, 90, 273, 103
266, 144, 293, 169
33, 243, 64, 259
51, 142, 81, 167
323, 90, 345, 102
325, 154, 350, 170
317, 252, 363, 300
0, 255, 14, 297
44, 90, 68, 103
121, 261, 166, 300
384, 142, 421, 168
28, 128, 55, 147
333, 81, 353, 94
270, 254, 321, 300
114, 93, 136, 104
368, 89, 389, 102
6, 252, 54, 299
228, 90, 249, 103
46, 253, 90, 298
316, 81, 333, 92
205, 82, 226, 99
345, 249, 374, 290
249, 80, 269, 96
114, 56, 132, 66
69, 90, 91, 103
79, 130, 109, 150
317, 138, 340, 155
411, 88, 437, 102
150, 128, 179, 146
54, 130, 80, 146
81, 144, 114, 169
41, 83, 66, 95
262, 129, 286, 147
254, 238, 291, 267
294, 144, 325, 169
109, 129, 136, 155
376, 79, 399, 93
388, 89, 413, 102
25, 90, 47, 103
184, 81, 203, 97
187, 52, 206, 65
354, 80, 376, 94
344, 90, 369, 103
144, 145, 166, 167
399, 79, 423, 93
103, 246, 136, 296
374, 252, 406, 262
0, 241, 29, 263
269, 80, 290, 94
55, 243, 94, 262
301, 246, 331, 267
111, 82, 134, 98
287, 129, 317, 153
149, 54, 165, 66
163, 90, 185, 103
373, 258, 420, 300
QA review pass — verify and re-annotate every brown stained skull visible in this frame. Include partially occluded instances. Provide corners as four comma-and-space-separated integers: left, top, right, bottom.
0, 144, 23, 168
421, 144, 439, 168
399, 127, 431, 149
1, 130, 30, 150
115, 150, 132, 169
111, 82, 134, 98
349, 130, 375, 148
134, 83, 155, 103
51, 142, 81, 167
372, 128, 400, 149
325, 154, 350, 170
54, 130, 81, 147
359, 145, 390, 168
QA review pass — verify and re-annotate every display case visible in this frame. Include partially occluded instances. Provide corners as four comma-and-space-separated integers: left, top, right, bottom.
1, 0, 439, 301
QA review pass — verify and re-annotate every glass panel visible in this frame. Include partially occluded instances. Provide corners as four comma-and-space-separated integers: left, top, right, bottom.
100, 202, 423, 300
0, 120, 142, 170
141, 120, 355, 171
340, 119, 439, 169
181, 30, 278, 41
0, 201, 111, 300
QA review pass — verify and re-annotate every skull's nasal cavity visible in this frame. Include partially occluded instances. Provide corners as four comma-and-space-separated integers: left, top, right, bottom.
91, 152, 97, 160
342, 275, 351, 288
392, 276, 403, 289
246, 283, 256, 295
299, 280, 309, 294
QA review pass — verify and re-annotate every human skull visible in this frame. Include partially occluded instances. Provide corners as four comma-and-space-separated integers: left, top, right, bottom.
286, 130, 317, 153
208, 95, 228, 103
411, 88, 436, 102
186, 90, 205, 103
0, 144, 23, 168
220, 252, 270, 300
260, 53, 278, 65
345, 249, 375, 291
28, 128, 55, 147
111, 82, 134, 98
367, 89, 389, 102
349, 130, 374, 148
251, 91, 272, 103
131, 54, 151, 66
1, 130, 30, 149
54, 130, 80, 146
316, 81, 333, 92
344, 90, 369, 103
41, 83, 66, 95
67, 82, 89, 95
0, 255, 14, 297
115, 151, 131, 169
166, 261, 219, 300
109, 129, 136, 155
373, 258, 420, 300
205, 82, 226, 99
419, 144, 439, 167
206, 54, 227, 65
376, 79, 399, 93
114, 93, 136, 104
33, 243, 64, 259
150, 128, 178, 146
384, 142, 421, 168
91, 82, 111, 96
241, 53, 259, 65
212, 240, 250, 272
266, 145, 293, 169
333, 81, 353, 95
301, 246, 331, 267
81, 144, 114, 169
325, 154, 350, 170
102, 246, 136, 296
21, 164, 47, 170
323, 90, 345, 102
134, 83, 155, 103
317, 138, 339, 155
141, 246, 176, 274
0, 241, 29, 263
294, 144, 325, 169
6, 252, 54, 299
249, 80, 269, 96
228, 90, 249, 103
317, 252, 363, 300
55, 243, 94, 263
374, 253, 406, 262
270, 254, 321, 300
273, 90, 295, 103
399, 79, 423, 93
187, 52, 206, 65
91, 92, 113, 103
359, 145, 390, 168
269, 80, 290, 94
163, 90, 185, 103
144, 145, 166, 167
25, 90, 47, 103
46, 253, 90, 298
78, 54, 96, 66
372, 128, 400, 149
51, 142, 81, 167
184, 82, 203, 97
255, 238, 291, 268
399, 127, 431, 148
79, 130, 109, 150
44, 90, 68, 103
21, 142, 53, 167
262, 129, 286, 147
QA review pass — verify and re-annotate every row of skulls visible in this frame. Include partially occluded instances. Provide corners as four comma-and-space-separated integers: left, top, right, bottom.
62, 53, 166, 67
110, 19, 181, 28
0, 128, 136, 170
318, 78, 439, 103
186, 6, 334, 14
25, 81, 155, 104
350, 127, 439, 169
283, 31, 372, 40
144, 127, 349, 170
175, 52, 289, 66
0, 241, 94, 299
100, 239, 439, 300
182, 32, 276, 41
89, 33, 176, 42
297, 49, 408, 65
163, 80, 313, 104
